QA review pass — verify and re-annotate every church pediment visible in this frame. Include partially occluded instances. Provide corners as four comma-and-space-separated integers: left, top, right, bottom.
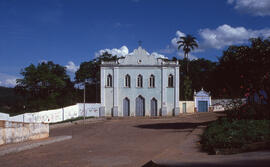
101, 46, 179, 67
118, 47, 162, 65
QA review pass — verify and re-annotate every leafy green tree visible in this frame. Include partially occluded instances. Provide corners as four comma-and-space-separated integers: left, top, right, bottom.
75, 52, 117, 103
188, 59, 217, 95
182, 76, 193, 100
177, 34, 198, 73
15, 61, 77, 112
0, 86, 23, 114
214, 37, 270, 102
177, 58, 217, 99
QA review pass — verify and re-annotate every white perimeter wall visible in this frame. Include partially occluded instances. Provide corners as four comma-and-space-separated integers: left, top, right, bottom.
0, 103, 101, 123
0, 121, 49, 145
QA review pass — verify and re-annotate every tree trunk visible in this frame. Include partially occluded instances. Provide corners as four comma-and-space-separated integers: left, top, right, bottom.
186, 53, 189, 74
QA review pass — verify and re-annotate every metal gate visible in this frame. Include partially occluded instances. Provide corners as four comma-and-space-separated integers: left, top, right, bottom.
123, 98, 130, 116
136, 96, 145, 116
150, 98, 157, 116
198, 101, 208, 112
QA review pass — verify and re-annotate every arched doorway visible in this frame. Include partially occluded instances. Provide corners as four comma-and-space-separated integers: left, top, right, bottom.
150, 98, 157, 116
136, 95, 145, 116
123, 98, 130, 116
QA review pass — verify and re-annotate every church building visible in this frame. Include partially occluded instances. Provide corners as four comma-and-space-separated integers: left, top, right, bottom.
99, 46, 180, 117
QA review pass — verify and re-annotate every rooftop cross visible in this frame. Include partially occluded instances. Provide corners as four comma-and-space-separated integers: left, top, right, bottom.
138, 40, 142, 47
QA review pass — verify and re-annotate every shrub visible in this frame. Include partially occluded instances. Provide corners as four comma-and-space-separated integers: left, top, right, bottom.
201, 118, 270, 154
226, 104, 270, 120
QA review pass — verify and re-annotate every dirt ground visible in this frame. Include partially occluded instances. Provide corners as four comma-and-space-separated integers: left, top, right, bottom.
0, 113, 220, 167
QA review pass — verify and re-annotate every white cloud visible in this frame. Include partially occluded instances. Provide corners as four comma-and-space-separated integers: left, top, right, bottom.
39, 59, 48, 63
151, 52, 168, 59
159, 30, 187, 54
228, 0, 270, 16
199, 24, 270, 49
95, 45, 168, 60
159, 30, 202, 60
65, 61, 79, 73
95, 45, 129, 58
0, 73, 18, 87
171, 30, 186, 48
5, 79, 16, 86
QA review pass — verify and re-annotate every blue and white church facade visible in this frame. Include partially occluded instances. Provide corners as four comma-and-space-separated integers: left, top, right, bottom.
99, 47, 180, 117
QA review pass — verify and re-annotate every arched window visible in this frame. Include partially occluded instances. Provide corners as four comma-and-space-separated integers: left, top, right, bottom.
137, 75, 143, 88
125, 74, 130, 88
168, 74, 173, 87
149, 75, 155, 88
107, 74, 112, 87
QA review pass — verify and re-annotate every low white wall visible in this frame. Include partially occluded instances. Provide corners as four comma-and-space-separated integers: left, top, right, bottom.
212, 98, 246, 111
0, 120, 49, 145
0, 112, 10, 121
0, 103, 101, 123
179, 101, 195, 113
78, 103, 101, 117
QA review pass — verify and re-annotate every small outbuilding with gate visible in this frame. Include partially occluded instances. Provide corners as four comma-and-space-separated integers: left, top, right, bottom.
194, 88, 211, 112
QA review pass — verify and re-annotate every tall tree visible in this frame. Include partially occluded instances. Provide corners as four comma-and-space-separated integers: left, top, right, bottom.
182, 76, 193, 100
15, 61, 77, 112
75, 52, 117, 103
177, 58, 217, 100
177, 34, 198, 73
213, 37, 270, 103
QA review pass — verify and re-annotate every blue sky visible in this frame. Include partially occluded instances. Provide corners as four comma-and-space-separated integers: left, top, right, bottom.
1, 0, 270, 87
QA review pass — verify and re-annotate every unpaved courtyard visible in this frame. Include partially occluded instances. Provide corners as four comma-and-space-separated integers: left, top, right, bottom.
0, 113, 220, 167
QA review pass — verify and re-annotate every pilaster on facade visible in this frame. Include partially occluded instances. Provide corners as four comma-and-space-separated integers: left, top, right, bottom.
99, 67, 105, 117
113, 67, 119, 116
174, 66, 180, 115
161, 67, 167, 115
100, 67, 105, 106
112, 106, 118, 117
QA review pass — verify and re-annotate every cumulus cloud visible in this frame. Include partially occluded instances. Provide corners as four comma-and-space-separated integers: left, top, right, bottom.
65, 61, 79, 73
151, 52, 168, 59
159, 30, 187, 54
199, 24, 270, 49
228, 0, 270, 16
171, 30, 186, 48
39, 59, 48, 63
95, 46, 129, 58
159, 30, 201, 59
0, 73, 18, 87
95, 45, 168, 60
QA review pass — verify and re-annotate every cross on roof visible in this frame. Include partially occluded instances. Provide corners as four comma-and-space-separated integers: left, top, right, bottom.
138, 40, 142, 47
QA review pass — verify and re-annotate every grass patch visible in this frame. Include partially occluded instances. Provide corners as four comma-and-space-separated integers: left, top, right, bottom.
201, 118, 270, 154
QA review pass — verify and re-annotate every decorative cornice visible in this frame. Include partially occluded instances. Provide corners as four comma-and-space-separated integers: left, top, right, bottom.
100, 64, 180, 67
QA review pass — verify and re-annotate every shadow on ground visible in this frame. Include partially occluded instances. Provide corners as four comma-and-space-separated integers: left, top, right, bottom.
135, 121, 212, 130
142, 159, 270, 167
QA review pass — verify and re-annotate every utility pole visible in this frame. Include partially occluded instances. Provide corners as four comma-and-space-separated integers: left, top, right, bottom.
96, 81, 98, 103
83, 81, 86, 124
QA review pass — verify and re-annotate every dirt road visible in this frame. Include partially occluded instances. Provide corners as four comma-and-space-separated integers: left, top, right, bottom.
0, 113, 219, 167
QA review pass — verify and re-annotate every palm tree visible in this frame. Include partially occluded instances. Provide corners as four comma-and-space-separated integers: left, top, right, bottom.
177, 34, 198, 73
